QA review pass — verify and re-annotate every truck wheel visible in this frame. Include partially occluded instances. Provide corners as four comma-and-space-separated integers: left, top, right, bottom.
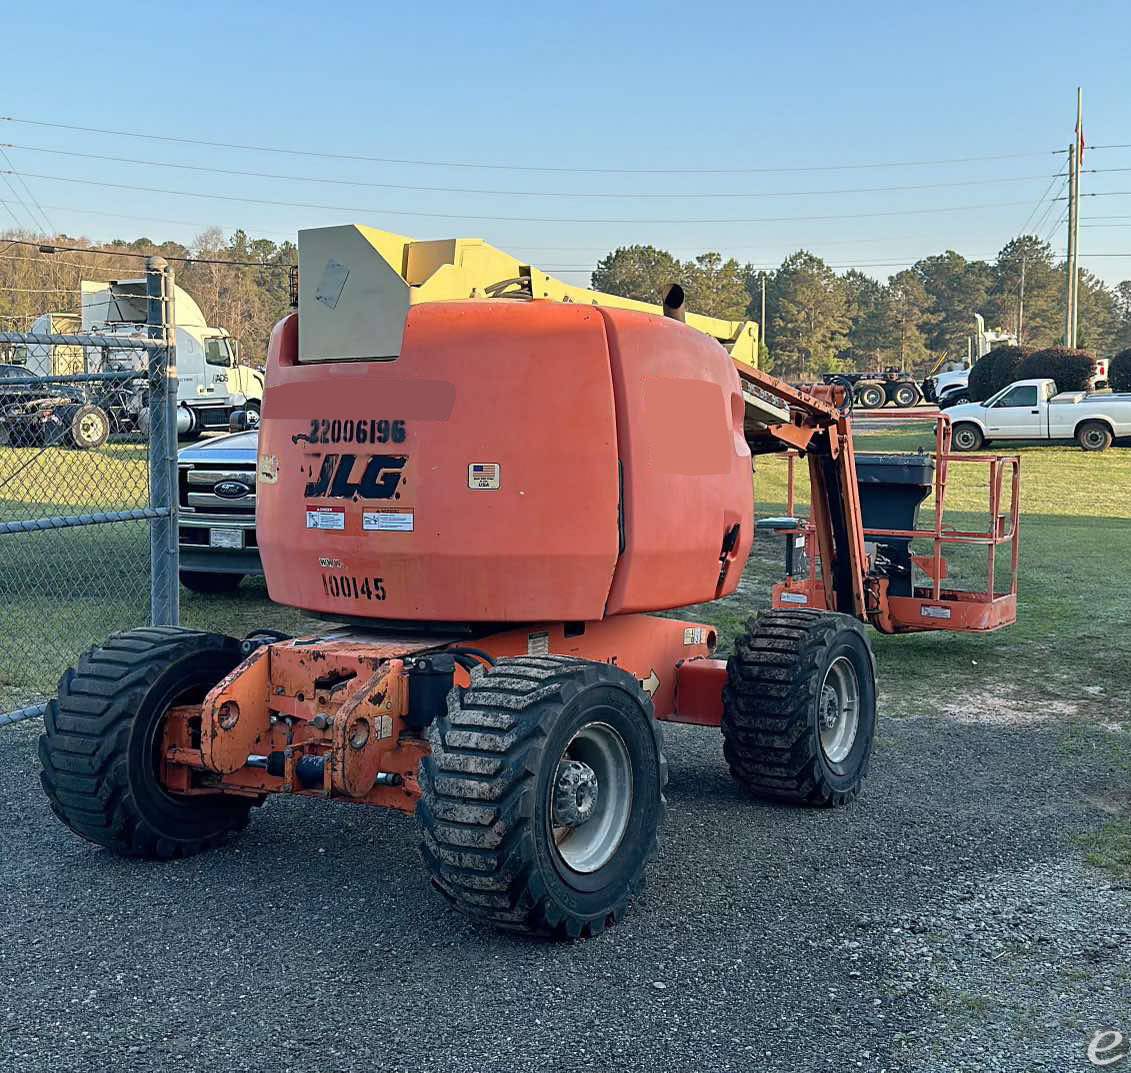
418, 656, 666, 939
856, 383, 886, 409
180, 570, 244, 594
892, 382, 920, 408
722, 610, 877, 806
64, 404, 110, 450
38, 627, 253, 858
1077, 420, 1113, 452
939, 391, 970, 409
951, 423, 984, 451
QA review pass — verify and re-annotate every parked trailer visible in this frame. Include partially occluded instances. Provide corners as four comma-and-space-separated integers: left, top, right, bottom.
823, 369, 922, 408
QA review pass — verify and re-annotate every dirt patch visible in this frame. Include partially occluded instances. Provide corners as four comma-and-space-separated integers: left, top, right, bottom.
940, 685, 1081, 726
1086, 791, 1131, 816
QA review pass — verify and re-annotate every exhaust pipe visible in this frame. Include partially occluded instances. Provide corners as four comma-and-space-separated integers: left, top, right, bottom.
662, 283, 686, 323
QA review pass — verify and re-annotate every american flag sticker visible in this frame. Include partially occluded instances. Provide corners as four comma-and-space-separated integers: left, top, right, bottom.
468, 463, 501, 490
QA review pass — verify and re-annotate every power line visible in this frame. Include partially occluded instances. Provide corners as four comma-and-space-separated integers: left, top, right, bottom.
11, 201, 994, 259
0, 170, 35, 231
1056, 191, 1131, 199
4, 171, 1037, 226
0, 194, 24, 230
0, 147, 52, 233
1043, 207, 1069, 246
1016, 169, 1066, 236
0, 236, 292, 270
0, 115, 1065, 176
1029, 177, 1069, 239
0, 143, 1064, 201
21, 200, 297, 241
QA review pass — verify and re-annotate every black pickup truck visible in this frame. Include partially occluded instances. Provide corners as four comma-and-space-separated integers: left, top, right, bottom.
0, 364, 111, 449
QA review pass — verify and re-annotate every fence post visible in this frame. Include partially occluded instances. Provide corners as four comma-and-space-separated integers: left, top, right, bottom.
146, 257, 179, 626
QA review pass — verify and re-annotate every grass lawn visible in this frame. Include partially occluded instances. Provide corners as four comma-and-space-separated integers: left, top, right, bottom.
2, 429, 1129, 871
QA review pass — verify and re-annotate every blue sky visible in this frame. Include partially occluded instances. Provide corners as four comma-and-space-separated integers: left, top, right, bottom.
3, 0, 1129, 286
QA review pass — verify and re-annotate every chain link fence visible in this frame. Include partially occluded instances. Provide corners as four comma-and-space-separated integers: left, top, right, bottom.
0, 257, 178, 723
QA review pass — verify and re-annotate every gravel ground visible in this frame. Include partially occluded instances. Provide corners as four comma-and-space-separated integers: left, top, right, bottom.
2, 698, 1128, 1073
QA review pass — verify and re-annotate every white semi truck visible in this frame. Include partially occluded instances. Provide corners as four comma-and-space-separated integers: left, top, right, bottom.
21, 278, 264, 439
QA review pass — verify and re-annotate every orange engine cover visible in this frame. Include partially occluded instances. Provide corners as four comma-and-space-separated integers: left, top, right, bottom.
256, 300, 752, 622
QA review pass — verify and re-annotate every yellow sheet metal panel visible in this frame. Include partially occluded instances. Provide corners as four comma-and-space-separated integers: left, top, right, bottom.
296, 224, 759, 367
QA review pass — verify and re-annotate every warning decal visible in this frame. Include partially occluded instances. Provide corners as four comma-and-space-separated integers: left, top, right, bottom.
363, 509, 414, 532
306, 507, 345, 531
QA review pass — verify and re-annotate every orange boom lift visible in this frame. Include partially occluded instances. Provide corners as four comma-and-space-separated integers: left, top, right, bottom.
39, 226, 1019, 939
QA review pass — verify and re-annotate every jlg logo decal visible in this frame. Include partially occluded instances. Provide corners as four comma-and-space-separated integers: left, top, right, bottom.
304, 454, 407, 501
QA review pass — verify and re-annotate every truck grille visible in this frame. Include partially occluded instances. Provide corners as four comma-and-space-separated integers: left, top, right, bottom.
178, 462, 256, 519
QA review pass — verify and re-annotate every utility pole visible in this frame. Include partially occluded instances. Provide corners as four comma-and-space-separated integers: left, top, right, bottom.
1018, 254, 1026, 343
1064, 142, 1077, 346
1064, 87, 1084, 347
1070, 86, 1083, 347
759, 272, 767, 361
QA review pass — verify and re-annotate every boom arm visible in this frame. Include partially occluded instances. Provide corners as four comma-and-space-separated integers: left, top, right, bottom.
295, 224, 759, 366
730, 363, 869, 619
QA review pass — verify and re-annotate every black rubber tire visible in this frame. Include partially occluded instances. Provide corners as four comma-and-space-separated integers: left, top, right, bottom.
1077, 420, 1113, 452
939, 392, 970, 409
38, 627, 253, 858
244, 399, 261, 426
856, 383, 886, 409
722, 610, 877, 807
63, 404, 110, 450
951, 423, 984, 452
892, 382, 920, 408
180, 570, 245, 594
418, 655, 667, 940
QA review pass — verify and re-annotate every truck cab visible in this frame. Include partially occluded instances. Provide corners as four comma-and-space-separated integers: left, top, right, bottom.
72, 278, 264, 437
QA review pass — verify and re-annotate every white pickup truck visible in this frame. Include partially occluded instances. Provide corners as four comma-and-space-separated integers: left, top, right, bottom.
947, 378, 1131, 452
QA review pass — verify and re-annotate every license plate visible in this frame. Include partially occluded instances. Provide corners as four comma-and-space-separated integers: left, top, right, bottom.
209, 528, 244, 550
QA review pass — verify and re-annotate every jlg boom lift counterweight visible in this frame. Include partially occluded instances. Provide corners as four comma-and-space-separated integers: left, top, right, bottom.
39, 226, 1020, 939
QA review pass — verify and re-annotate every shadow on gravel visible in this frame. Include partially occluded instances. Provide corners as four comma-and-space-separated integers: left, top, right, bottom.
1, 706, 1128, 1073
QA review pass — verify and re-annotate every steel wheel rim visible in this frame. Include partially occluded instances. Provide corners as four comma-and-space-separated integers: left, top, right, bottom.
818, 656, 860, 764
955, 428, 977, 450
550, 721, 633, 874
78, 412, 103, 445
1085, 428, 1104, 448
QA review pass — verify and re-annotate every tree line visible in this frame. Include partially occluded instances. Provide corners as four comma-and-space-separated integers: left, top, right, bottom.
3, 226, 1130, 379
592, 238, 1131, 378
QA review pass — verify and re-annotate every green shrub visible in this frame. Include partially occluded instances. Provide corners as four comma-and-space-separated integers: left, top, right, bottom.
1110, 348, 1131, 393
1018, 347, 1096, 393
966, 354, 997, 401
966, 345, 1031, 401
988, 345, 1029, 395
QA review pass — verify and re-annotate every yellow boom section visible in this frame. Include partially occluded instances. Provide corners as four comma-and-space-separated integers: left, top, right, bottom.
297, 224, 758, 367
